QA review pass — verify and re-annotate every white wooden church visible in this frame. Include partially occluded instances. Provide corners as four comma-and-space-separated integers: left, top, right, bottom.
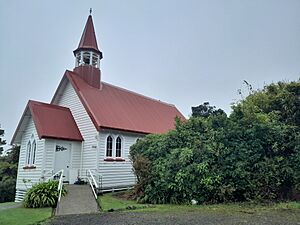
12, 14, 185, 202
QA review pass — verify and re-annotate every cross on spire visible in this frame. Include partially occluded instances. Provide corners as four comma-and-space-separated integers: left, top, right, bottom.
90, 8, 92, 15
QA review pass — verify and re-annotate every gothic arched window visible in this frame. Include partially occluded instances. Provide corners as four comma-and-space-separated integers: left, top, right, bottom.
106, 136, 113, 157
116, 136, 122, 157
26, 141, 31, 165
31, 140, 36, 165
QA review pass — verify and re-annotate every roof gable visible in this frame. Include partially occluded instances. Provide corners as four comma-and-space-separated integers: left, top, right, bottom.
11, 100, 83, 144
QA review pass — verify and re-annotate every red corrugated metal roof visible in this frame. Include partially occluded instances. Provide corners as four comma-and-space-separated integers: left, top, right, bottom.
74, 15, 102, 56
65, 70, 185, 134
29, 100, 83, 141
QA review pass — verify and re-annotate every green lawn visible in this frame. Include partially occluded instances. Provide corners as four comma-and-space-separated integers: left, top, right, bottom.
0, 205, 52, 225
98, 191, 300, 214
98, 192, 148, 211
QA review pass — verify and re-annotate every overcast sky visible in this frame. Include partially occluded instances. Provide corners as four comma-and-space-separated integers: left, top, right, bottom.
1, 0, 300, 148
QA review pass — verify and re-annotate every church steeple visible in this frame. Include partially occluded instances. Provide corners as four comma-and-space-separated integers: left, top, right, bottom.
73, 13, 102, 89
74, 14, 103, 67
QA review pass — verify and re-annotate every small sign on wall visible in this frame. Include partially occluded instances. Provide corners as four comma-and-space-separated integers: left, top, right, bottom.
56, 145, 67, 152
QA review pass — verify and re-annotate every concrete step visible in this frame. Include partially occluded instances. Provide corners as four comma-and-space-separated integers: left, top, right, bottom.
56, 184, 99, 215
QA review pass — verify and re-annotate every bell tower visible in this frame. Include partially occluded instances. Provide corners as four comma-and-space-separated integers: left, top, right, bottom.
73, 13, 103, 88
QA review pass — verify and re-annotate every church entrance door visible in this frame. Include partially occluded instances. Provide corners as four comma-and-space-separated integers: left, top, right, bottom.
54, 142, 71, 182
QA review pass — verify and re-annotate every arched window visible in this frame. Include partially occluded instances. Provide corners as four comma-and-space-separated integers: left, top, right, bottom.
116, 137, 122, 157
106, 136, 113, 157
26, 141, 31, 165
31, 140, 36, 165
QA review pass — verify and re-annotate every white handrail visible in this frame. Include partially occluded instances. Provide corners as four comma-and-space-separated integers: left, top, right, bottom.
43, 169, 64, 209
90, 170, 99, 189
87, 169, 98, 199
57, 170, 64, 203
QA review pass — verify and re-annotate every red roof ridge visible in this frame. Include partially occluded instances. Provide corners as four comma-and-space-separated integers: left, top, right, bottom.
104, 81, 177, 108
28, 100, 71, 111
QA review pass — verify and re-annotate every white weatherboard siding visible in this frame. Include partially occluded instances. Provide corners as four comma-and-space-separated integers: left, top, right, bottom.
56, 81, 98, 177
53, 80, 145, 188
15, 117, 44, 202
98, 131, 143, 188
15, 119, 83, 202
43, 139, 55, 175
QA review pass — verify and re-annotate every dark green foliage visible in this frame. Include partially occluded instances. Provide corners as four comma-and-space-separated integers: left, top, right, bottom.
192, 102, 226, 118
0, 128, 6, 156
23, 180, 67, 208
130, 80, 300, 204
0, 145, 20, 202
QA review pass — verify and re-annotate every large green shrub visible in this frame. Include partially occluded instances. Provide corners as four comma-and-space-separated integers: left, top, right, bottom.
130, 80, 300, 204
23, 180, 66, 208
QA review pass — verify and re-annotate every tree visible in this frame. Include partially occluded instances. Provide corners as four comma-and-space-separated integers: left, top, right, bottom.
0, 144, 20, 202
130, 80, 300, 204
0, 128, 6, 155
192, 102, 225, 118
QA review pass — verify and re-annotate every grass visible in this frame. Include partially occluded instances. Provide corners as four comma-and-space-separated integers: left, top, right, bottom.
133, 201, 300, 214
0, 205, 52, 225
98, 192, 148, 211
98, 191, 300, 214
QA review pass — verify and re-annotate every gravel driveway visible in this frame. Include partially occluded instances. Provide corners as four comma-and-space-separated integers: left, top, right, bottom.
46, 210, 300, 225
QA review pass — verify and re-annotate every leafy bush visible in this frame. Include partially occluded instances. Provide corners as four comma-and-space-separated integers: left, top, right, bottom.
23, 180, 66, 208
130, 80, 300, 204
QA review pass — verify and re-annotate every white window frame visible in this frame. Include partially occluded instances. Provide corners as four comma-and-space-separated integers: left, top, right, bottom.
26, 141, 31, 165
115, 136, 122, 158
105, 135, 113, 158
31, 140, 36, 165
104, 134, 125, 160
25, 135, 37, 167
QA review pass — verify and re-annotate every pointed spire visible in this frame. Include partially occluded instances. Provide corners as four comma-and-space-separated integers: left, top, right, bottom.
73, 15, 103, 59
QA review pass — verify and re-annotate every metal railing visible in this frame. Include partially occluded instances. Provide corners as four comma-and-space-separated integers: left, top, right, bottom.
44, 169, 64, 204
87, 169, 99, 199
57, 170, 64, 203
45, 169, 64, 215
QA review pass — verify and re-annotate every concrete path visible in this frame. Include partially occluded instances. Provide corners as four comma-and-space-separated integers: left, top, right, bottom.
56, 184, 99, 215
